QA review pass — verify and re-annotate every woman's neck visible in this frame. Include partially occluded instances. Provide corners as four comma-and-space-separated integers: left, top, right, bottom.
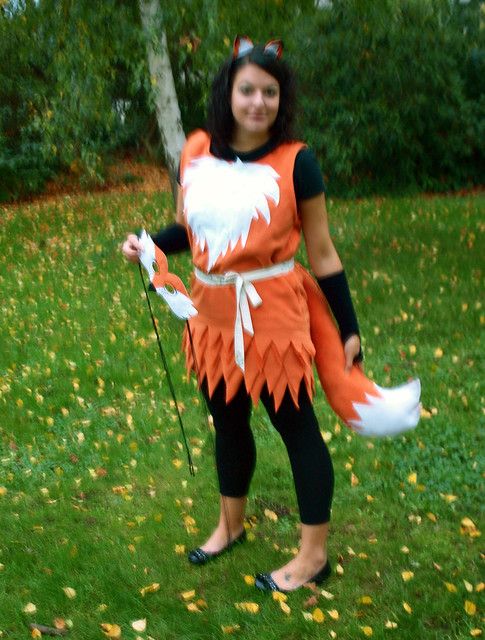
230, 131, 271, 153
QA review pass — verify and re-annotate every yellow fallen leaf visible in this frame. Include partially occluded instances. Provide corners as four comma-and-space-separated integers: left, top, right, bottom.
401, 571, 414, 582
476, 583, 484, 592
312, 608, 325, 623
351, 472, 359, 486
280, 601, 291, 615
196, 599, 208, 609
461, 517, 476, 529
401, 546, 410, 554
465, 601, 477, 616
461, 517, 481, 538
302, 611, 313, 621
264, 508, 278, 522
186, 603, 201, 613
328, 609, 339, 620
336, 564, 344, 576
470, 629, 482, 637
434, 347, 443, 358
407, 472, 417, 485
53, 618, 66, 630
98, 604, 108, 612
172, 459, 183, 469
234, 602, 259, 614
385, 620, 398, 629
440, 493, 458, 503
100, 623, 122, 638
23, 603, 37, 614
272, 591, 288, 602
243, 575, 255, 586
31, 629, 42, 639
221, 624, 241, 634
140, 582, 160, 596
0, 487, 7, 497
320, 589, 334, 600
403, 602, 412, 614
174, 544, 185, 555
329, 632, 337, 639
464, 581, 474, 593
62, 587, 76, 599
361, 626, 373, 636
444, 582, 457, 593
360, 595, 373, 605
180, 589, 196, 601
131, 619, 146, 632
427, 512, 437, 522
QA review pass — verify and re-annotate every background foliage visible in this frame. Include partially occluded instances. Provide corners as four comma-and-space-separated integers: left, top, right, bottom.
0, 0, 483, 201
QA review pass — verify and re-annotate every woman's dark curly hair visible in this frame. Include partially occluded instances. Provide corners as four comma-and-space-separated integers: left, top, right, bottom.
206, 45, 297, 149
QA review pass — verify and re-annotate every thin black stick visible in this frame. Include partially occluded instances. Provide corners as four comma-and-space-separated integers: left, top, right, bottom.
138, 264, 195, 476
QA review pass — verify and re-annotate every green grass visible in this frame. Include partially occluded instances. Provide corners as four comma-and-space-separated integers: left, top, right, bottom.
0, 191, 483, 639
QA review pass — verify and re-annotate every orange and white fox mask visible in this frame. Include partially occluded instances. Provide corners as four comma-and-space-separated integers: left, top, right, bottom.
139, 230, 197, 320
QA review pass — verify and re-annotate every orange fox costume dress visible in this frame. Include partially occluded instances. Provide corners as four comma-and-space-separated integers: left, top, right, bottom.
180, 129, 315, 411
177, 129, 421, 437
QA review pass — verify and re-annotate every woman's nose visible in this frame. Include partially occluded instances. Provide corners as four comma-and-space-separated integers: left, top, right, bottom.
252, 91, 265, 106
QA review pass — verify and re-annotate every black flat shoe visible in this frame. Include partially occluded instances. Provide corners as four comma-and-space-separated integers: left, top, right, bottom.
254, 560, 331, 593
188, 529, 247, 565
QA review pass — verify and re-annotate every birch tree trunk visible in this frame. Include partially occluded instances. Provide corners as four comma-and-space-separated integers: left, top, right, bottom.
139, 0, 186, 201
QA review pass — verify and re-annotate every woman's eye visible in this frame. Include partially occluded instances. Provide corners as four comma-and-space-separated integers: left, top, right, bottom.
240, 86, 253, 95
265, 88, 278, 97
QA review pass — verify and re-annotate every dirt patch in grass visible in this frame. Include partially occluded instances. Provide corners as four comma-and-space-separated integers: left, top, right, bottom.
6, 156, 171, 209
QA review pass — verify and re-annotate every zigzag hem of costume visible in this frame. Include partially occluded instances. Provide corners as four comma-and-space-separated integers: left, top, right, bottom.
183, 324, 315, 411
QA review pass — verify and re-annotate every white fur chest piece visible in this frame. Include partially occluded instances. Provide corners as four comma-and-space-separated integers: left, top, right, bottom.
183, 156, 280, 270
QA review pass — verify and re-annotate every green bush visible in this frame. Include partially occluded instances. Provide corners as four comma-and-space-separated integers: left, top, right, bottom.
0, 0, 150, 202
291, 0, 484, 196
0, 0, 483, 201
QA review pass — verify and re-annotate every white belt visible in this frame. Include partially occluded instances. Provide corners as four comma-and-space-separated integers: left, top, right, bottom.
194, 259, 294, 371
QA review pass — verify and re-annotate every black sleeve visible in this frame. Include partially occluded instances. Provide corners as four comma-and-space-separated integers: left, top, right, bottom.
293, 148, 326, 201
150, 223, 190, 255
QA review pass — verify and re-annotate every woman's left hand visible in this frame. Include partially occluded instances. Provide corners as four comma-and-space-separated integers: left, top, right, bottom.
344, 334, 362, 373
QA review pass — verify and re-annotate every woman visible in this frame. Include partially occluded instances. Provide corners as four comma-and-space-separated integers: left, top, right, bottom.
122, 36, 362, 593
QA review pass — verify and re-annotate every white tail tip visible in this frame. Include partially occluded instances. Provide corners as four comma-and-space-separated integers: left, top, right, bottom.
349, 378, 421, 437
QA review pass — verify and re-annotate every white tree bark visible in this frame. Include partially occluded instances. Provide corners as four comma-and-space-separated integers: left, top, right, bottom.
139, 0, 186, 200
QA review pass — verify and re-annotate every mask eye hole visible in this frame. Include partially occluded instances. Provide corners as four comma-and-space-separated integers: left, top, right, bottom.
152, 260, 159, 273
164, 283, 176, 294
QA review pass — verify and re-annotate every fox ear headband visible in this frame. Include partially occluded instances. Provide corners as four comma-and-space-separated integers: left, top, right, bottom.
233, 35, 284, 60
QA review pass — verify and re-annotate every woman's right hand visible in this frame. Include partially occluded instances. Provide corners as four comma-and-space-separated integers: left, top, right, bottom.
121, 233, 142, 263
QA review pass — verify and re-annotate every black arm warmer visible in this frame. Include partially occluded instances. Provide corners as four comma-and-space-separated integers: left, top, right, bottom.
150, 223, 190, 255
317, 270, 363, 361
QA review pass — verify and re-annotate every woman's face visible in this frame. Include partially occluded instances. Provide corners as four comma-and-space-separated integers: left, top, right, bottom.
230, 63, 280, 143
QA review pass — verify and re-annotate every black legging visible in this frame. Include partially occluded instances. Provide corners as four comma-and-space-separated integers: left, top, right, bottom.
202, 380, 334, 525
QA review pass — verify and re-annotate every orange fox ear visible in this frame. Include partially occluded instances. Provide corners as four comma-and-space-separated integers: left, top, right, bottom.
233, 35, 254, 59
264, 39, 283, 59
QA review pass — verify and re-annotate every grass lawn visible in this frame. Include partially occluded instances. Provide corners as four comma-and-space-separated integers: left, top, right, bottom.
0, 190, 483, 639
